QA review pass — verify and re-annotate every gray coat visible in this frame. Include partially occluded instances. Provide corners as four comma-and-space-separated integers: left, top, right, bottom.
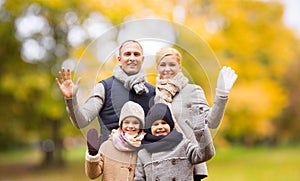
134, 129, 215, 181
155, 83, 228, 176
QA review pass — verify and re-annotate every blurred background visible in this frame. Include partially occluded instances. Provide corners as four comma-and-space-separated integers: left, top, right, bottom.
0, 0, 299, 180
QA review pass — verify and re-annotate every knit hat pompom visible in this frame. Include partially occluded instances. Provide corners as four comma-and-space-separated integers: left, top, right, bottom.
144, 103, 174, 134
155, 47, 181, 65
119, 101, 145, 128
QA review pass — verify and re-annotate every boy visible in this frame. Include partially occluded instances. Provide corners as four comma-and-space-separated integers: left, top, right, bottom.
134, 103, 215, 180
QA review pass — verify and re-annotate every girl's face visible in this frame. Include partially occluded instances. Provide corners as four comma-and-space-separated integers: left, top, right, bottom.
151, 120, 170, 136
121, 116, 141, 136
157, 55, 181, 79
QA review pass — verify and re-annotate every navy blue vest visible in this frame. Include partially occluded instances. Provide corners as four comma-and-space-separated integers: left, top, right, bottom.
98, 76, 155, 141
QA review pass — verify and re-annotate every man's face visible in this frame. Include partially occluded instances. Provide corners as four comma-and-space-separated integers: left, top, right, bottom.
118, 42, 144, 75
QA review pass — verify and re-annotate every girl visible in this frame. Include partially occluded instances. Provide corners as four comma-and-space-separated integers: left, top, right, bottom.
85, 101, 145, 181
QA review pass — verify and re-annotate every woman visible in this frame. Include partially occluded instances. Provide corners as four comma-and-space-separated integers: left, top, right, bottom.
154, 47, 237, 180
85, 101, 145, 181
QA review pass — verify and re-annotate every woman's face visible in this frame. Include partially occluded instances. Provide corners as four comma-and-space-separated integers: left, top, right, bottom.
157, 55, 181, 79
151, 120, 170, 136
121, 116, 141, 136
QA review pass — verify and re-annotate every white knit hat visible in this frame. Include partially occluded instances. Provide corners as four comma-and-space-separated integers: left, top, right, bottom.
119, 101, 145, 128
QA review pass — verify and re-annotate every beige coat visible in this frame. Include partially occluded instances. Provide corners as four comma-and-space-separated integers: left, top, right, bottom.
85, 139, 137, 181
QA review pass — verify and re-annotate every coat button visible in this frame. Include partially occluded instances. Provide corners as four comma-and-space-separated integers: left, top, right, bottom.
155, 177, 160, 181
171, 159, 176, 165
172, 178, 176, 181
153, 162, 160, 167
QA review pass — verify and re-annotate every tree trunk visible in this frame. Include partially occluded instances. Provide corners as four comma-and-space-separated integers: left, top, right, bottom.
41, 119, 65, 167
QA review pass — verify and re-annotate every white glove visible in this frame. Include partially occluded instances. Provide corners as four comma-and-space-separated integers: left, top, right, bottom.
216, 66, 238, 97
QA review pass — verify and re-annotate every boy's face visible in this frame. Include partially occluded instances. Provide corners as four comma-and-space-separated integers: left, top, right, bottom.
121, 116, 141, 136
118, 42, 144, 75
151, 120, 170, 136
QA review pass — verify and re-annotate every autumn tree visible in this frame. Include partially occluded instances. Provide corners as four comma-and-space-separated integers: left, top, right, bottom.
1, 0, 93, 166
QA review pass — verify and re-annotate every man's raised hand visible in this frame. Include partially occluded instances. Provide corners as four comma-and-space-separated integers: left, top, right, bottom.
55, 67, 80, 98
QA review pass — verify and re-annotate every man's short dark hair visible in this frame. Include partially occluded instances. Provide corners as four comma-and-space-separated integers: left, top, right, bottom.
118, 40, 143, 55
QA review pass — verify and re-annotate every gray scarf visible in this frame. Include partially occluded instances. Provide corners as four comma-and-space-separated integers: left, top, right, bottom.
113, 66, 149, 95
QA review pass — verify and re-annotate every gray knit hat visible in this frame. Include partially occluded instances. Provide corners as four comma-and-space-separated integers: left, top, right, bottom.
119, 101, 145, 128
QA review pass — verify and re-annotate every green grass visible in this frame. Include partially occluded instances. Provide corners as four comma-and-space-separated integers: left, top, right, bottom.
0, 144, 299, 181
0, 145, 89, 181
206, 145, 300, 181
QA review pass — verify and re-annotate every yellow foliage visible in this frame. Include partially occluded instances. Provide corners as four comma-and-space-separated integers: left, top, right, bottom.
230, 81, 287, 118
224, 79, 287, 139
71, 46, 85, 59
63, 0, 298, 144
2, 72, 49, 101
35, 0, 71, 10
6, 0, 294, 144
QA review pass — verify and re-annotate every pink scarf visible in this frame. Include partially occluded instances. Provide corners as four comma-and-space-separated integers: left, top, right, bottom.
111, 129, 145, 152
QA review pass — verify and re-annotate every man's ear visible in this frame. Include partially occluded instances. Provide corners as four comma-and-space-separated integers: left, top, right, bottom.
141, 55, 145, 62
117, 56, 121, 65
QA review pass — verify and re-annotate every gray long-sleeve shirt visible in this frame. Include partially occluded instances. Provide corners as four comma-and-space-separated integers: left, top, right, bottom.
65, 83, 106, 129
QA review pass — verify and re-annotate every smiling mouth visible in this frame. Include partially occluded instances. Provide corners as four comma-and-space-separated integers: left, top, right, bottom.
127, 64, 137, 68
162, 73, 173, 77
155, 130, 167, 136
128, 61, 137, 65
126, 128, 137, 131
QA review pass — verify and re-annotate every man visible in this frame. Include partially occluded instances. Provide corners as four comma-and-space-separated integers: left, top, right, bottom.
56, 40, 155, 142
